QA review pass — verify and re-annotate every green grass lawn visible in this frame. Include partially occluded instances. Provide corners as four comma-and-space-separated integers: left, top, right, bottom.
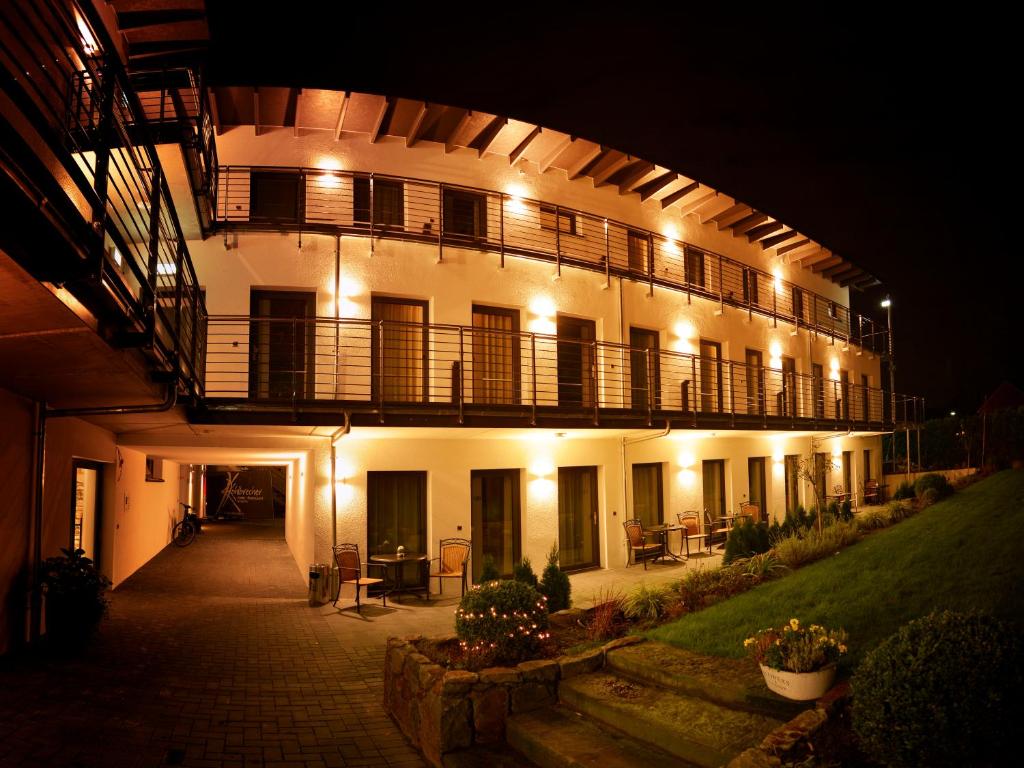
648, 470, 1024, 668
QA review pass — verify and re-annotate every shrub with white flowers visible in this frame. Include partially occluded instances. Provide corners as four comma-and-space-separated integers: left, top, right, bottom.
744, 618, 848, 673
455, 579, 549, 665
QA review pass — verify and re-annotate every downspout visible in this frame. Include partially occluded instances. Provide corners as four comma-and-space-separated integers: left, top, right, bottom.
29, 384, 179, 641
328, 413, 351, 549
620, 420, 672, 521
335, 234, 341, 399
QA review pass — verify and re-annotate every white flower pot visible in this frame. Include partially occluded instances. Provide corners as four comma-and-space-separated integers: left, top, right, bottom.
759, 663, 836, 701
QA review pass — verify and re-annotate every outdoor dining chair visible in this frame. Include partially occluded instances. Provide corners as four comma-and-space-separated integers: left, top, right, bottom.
739, 501, 762, 524
429, 537, 471, 597
623, 518, 664, 569
705, 508, 730, 553
332, 543, 387, 613
676, 511, 706, 557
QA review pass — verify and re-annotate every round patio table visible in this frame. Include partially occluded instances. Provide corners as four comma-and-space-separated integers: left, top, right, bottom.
369, 553, 429, 600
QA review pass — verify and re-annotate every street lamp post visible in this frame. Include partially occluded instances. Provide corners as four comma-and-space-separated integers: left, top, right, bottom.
881, 296, 907, 478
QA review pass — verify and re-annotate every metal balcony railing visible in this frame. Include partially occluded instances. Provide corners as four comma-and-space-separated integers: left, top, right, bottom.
214, 165, 891, 355
0, 0, 207, 393
205, 315, 921, 429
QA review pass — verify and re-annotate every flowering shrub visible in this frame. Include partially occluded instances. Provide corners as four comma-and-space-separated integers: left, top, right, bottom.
455, 579, 549, 665
744, 618, 848, 673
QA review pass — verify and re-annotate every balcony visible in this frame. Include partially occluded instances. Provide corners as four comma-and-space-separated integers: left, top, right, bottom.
214, 165, 890, 355
0, 0, 207, 398
199, 315, 921, 430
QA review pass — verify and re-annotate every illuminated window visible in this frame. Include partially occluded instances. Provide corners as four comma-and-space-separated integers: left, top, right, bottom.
443, 188, 488, 239
540, 205, 577, 235
353, 177, 404, 227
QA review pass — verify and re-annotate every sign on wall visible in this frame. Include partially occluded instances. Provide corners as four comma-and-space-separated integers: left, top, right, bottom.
206, 467, 275, 519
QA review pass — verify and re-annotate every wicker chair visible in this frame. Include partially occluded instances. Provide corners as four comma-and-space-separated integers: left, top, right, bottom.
623, 519, 664, 569
429, 537, 471, 597
332, 543, 387, 613
676, 511, 706, 557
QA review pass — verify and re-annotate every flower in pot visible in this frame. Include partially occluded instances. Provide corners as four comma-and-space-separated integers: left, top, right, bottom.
744, 618, 848, 700
40, 547, 111, 646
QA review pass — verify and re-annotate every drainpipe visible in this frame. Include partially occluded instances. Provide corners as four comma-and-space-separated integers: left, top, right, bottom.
620, 420, 672, 521
28, 385, 179, 641
328, 413, 351, 549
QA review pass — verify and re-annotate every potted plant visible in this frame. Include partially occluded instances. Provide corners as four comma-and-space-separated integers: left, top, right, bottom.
40, 547, 111, 645
744, 618, 847, 700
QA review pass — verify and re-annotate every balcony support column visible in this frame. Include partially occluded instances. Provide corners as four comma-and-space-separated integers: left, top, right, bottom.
90, 58, 117, 278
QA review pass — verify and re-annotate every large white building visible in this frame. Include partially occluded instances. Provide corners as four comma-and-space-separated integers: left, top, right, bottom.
0, 1, 920, 652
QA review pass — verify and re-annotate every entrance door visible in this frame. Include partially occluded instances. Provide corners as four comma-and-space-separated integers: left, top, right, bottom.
839, 370, 851, 420
812, 363, 825, 419
629, 327, 660, 410
745, 349, 764, 415
780, 356, 797, 417
367, 471, 427, 587
699, 339, 723, 413
558, 466, 599, 571
70, 460, 103, 562
748, 457, 767, 519
702, 459, 726, 522
250, 290, 316, 399
813, 453, 829, 511
471, 305, 520, 404
784, 455, 800, 514
632, 462, 663, 529
371, 297, 429, 402
557, 316, 596, 408
471, 469, 521, 581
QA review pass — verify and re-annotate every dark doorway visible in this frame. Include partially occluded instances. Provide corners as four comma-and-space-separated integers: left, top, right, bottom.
471, 469, 521, 581
371, 296, 429, 403
702, 459, 726, 521
745, 349, 764, 415
784, 455, 800, 514
748, 457, 767, 519
558, 466, 600, 571
699, 339, 723, 413
367, 471, 427, 587
632, 462, 663, 529
629, 327, 660, 410
812, 363, 825, 419
471, 305, 520, 404
557, 315, 596, 408
780, 356, 797, 417
249, 290, 316, 400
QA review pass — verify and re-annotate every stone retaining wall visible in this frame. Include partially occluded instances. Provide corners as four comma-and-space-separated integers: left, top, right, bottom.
383, 634, 640, 767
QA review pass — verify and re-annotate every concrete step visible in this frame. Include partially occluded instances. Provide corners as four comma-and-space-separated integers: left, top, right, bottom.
508, 705, 698, 768
443, 743, 537, 768
558, 671, 784, 768
606, 640, 809, 721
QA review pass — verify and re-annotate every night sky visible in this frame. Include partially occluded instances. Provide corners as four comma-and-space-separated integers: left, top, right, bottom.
205, 7, 1018, 415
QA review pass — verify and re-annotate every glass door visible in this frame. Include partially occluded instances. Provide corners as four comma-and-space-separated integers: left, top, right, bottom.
699, 339, 723, 413
784, 455, 800, 514
367, 471, 427, 587
629, 327, 660, 410
371, 297, 429, 403
745, 349, 763, 415
702, 459, 726, 522
558, 466, 599, 571
250, 290, 316, 399
631, 463, 663, 529
781, 356, 797, 417
470, 469, 521, 581
70, 460, 103, 562
557, 316, 596, 408
471, 305, 520, 404
748, 457, 766, 519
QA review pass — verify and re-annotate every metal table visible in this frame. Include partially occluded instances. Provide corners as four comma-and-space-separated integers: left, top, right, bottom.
369, 553, 429, 600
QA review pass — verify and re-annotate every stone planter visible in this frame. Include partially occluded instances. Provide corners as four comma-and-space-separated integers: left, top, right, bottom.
384, 634, 641, 766
759, 663, 836, 701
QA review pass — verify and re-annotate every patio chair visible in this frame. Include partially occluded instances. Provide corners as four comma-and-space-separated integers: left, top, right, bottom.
623, 518, 664, 569
676, 511, 706, 557
863, 480, 881, 505
332, 543, 387, 613
705, 508, 730, 553
429, 537, 471, 597
739, 501, 762, 524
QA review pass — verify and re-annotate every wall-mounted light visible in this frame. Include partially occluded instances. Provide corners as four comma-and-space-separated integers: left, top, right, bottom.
769, 340, 783, 369
528, 296, 557, 335
829, 357, 841, 381
673, 320, 696, 354
530, 458, 554, 478
772, 267, 784, 292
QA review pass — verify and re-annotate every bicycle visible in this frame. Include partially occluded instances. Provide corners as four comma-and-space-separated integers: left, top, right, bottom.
172, 502, 203, 547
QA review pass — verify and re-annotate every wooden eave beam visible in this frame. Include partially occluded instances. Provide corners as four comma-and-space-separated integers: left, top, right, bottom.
822, 262, 859, 279
617, 161, 656, 194
761, 229, 800, 250
709, 203, 751, 228
660, 181, 700, 210
292, 88, 301, 137
591, 154, 632, 186
508, 125, 541, 165
636, 171, 677, 201
833, 267, 866, 285
444, 109, 474, 153
470, 115, 508, 157
539, 135, 573, 173
677, 190, 718, 216
333, 91, 349, 140
792, 247, 829, 265
811, 255, 844, 273
746, 221, 785, 242
369, 96, 391, 143
209, 87, 222, 135
406, 101, 429, 147
777, 237, 811, 256
566, 144, 605, 180
729, 212, 769, 235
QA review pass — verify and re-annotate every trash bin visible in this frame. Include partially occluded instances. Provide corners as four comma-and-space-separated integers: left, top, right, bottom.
308, 563, 330, 606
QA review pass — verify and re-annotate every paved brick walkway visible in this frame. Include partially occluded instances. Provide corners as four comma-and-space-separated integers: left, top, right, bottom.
0, 521, 429, 768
